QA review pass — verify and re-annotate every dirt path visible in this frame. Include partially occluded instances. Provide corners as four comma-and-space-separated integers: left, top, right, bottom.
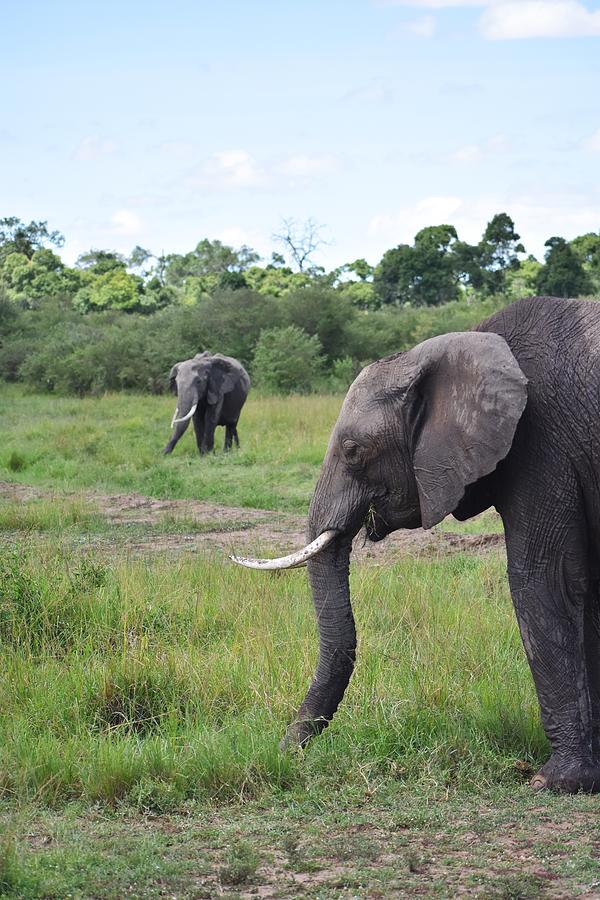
0, 481, 505, 561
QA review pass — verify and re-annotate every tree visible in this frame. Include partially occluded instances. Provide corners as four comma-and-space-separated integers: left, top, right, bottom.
570, 232, 600, 294
164, 239, 259, 287
74, 269, 143, 311
343, 258, 374, 282
373, 225, 459, 307
272, 218, 328, 273
411, 225, 460, 306
505, 255, 543, 300
0, 249, 82, 305
252, 325, 323, 393
280, 286, 356, 362
0, 218, 64, 261
536, 237, 592, 298
75, 249, 127, 274
455, 213, 524, 295
478, 213, 524, 294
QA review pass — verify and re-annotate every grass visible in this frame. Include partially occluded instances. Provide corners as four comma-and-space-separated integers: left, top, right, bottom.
0, 497, 253, 540
0, 384, 339, 512
0, 541, 543, 810
2, 386, 599, 896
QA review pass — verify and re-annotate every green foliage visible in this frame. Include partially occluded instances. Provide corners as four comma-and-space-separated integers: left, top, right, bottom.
570, 231, 600, 294
252, 325, 323, 393
279, 285, 355, 362
75, 248, 127, 274
536, 237, 592, 298
1, 212, 599, 397
164, 238, 259, 287
244, 264, 313, 297
74, 269, 144, 312
374, 224, 460, 307
0, 216, 64, 261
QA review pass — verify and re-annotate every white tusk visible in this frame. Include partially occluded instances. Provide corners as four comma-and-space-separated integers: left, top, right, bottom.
170, 407, 179, 427
230, 530, 338, 570
171, 403, 198, 426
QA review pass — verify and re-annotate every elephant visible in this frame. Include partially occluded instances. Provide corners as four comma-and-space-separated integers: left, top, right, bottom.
233, 295, 600, 794
163, 352, 250, 455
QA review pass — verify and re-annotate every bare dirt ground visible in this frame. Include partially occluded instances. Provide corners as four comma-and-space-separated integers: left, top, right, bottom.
0, 480, 505, 561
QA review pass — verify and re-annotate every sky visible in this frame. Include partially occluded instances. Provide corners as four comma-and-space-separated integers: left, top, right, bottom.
1, 0, 599, 270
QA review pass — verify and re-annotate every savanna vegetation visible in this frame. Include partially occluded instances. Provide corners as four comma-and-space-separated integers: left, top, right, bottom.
1, 213, 599, 397
2, 388, 600, 896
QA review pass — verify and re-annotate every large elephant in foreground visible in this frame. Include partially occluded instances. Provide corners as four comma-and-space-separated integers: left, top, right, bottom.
164, 352, 250, 455
233, 296, 600, 793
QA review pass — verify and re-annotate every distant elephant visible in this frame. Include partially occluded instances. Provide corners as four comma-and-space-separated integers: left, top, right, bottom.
163, 352, 250, 455
234, 296, 600, 794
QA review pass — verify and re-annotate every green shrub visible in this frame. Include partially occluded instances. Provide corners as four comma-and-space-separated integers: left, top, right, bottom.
252, 325, 323, 393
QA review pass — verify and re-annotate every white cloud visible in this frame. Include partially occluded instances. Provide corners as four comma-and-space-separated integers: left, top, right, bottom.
111, 209, 143, 237
583, 128, 600, 152
452, 144, 484, 163
376, 0, 600, 39
451, 133, 509, 163
407, 13, 437, 34
480, 1, 600, 39
188, 150, 338, 191
278, 155, 337, 177
196, 149, 264, 188
374, 0, 484, 7
369, 195, 463, 242
73, 135, 117, 162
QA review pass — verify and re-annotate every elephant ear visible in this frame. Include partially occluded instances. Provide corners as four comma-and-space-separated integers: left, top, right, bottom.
408, 332, 527, 529
207, 357, 237, 405
168, 363, 180, 395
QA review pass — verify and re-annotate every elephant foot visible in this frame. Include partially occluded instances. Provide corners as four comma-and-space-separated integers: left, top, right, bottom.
279, 717, 329, 751
530, 754, 600, 793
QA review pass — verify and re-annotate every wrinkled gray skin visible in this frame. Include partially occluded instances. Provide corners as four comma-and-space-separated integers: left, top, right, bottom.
163, 352, 250, 455
285, 296, 600, 794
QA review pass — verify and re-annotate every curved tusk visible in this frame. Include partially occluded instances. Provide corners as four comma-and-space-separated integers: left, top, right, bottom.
170, 407, 179, 427
230, 530, 338, 570
172, 403, 198, 426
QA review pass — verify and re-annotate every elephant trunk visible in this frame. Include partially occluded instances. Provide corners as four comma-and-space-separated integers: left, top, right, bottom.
281, 457, 370, 747
282, 536, 355, 747
163, 389, 198, 454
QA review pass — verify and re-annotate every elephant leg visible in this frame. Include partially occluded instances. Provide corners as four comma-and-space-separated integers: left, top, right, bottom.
504, 500, 600, 792
192, 413, 205, 455
201, 402, 222, 454
232, 424, 240, 448
224, 425, 233, 452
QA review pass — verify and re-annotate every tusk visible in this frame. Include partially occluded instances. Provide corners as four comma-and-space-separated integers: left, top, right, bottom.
172, 403, 198, 426
230, 530, 338, 570
170, 407, 179, 427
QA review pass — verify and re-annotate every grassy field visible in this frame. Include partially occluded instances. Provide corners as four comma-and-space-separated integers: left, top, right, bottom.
0, 385, 338, 512
1, 385, 600, 897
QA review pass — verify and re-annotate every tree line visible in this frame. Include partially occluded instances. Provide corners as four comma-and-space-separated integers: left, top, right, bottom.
0, 213, 598, 395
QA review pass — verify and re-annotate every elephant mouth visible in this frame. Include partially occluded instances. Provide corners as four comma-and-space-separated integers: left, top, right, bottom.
364, 505, 390, 542
364, 500, 422, 540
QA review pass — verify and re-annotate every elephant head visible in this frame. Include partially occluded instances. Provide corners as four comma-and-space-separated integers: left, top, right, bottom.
163, 352, 212, 454
232, 331, 528, 747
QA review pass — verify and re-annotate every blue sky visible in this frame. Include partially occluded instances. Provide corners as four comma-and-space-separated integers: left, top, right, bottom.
1, 0, 599, 269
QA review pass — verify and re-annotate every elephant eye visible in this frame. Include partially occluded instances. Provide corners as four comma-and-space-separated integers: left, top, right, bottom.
342, 439, 361, 460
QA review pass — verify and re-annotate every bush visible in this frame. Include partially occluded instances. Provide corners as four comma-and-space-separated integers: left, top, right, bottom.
327, 356, 358, 392
252, 325, 323, 393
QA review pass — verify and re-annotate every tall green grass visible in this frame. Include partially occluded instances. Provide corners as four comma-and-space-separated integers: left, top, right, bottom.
0, 543, 544, 809
0, 385, 340, 512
